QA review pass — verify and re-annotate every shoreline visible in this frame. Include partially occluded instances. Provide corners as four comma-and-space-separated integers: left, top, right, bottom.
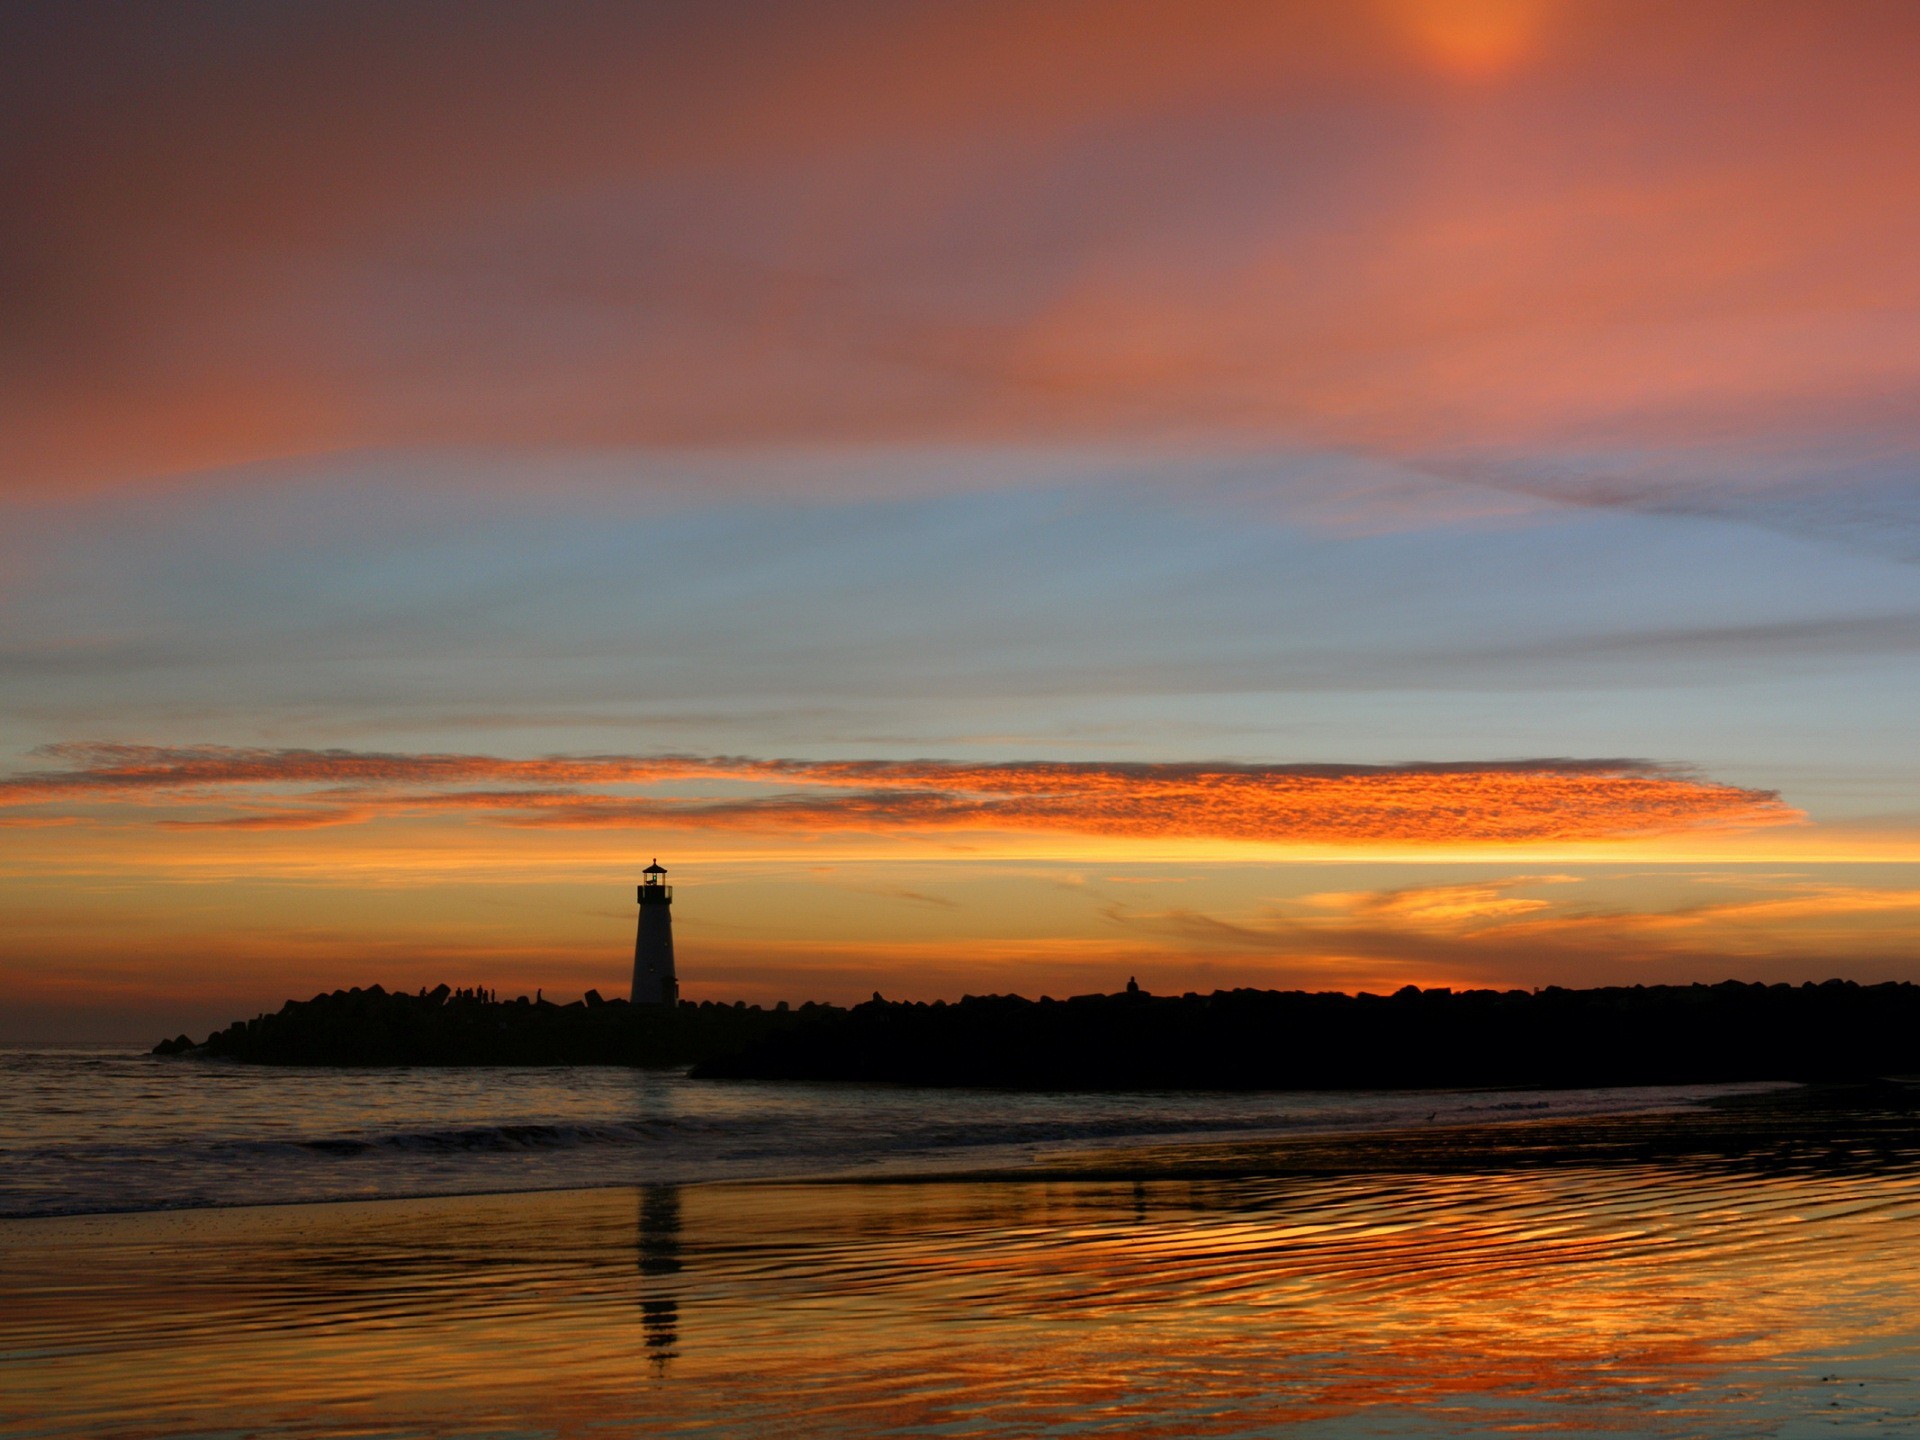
0, 1075, 1849, 1226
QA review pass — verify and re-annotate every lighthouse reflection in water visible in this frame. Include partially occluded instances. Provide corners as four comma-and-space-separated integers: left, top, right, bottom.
637, 1184, 682, 1376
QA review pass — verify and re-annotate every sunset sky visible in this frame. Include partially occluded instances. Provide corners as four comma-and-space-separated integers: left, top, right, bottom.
6, 0, 1920, 1040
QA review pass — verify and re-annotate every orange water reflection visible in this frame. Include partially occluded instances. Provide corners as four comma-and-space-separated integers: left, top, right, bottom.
7, 1160, 1920, 1436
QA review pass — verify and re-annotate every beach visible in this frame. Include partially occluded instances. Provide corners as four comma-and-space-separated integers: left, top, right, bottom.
11, 1080, 1920, 1437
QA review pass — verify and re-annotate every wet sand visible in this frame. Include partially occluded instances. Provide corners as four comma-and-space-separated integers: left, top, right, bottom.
10, 1085, 1920, 1438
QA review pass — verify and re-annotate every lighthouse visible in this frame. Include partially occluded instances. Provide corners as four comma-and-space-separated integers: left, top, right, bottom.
631, 859, 678, 1006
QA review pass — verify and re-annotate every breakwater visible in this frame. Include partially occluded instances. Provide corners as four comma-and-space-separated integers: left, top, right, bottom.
694, 979, 1920, 1089
159, 978, 1920, 1089
153, 984, 825, 1067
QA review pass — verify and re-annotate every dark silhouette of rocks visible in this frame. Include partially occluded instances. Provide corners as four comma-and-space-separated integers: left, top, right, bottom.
151, 983, 831, 1066
154, 978, 1920, 1089
691, 979, 1920, 1089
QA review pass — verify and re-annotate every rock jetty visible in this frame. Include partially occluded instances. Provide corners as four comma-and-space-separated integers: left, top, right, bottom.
153, 983, 829, 1067
691, 979, 1920, 1090
157, 978, 1920, 1090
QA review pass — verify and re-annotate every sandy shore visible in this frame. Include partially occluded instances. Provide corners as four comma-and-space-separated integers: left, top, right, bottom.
10, 1088, 1920, 1437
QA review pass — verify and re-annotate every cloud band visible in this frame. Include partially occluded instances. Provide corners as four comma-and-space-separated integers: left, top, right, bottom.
2, 744, 1798, 845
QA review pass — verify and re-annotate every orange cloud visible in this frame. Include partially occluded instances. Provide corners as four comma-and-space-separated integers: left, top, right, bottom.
2, 744, 1796, 847
1310, 873, 1578, 925
1098, 873, 1920, 996
1489, 884, 1920, 940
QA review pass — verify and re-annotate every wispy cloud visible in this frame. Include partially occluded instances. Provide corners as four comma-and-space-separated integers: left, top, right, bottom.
1099, 875, 1920, 990
2, 743, 1797, 846
1308, 874, 1580, 926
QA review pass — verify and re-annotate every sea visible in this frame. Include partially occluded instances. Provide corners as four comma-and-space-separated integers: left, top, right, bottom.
0, 1045, 1750, 1218
10, 1047, 1920, 1437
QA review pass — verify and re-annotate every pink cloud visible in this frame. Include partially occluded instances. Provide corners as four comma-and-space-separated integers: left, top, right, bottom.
2, 4, 1913, 493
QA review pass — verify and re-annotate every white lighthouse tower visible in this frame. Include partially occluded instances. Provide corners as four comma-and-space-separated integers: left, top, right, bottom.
631, 859, 678, 1006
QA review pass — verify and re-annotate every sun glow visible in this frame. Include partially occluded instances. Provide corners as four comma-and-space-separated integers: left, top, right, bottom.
1393, 0, 1548, 79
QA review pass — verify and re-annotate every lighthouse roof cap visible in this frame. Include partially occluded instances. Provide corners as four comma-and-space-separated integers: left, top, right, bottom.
643, 859, 668, 874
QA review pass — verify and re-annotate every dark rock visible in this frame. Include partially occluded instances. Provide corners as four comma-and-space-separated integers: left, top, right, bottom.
158, 985, 826, 1068
153, 978, 1920, 1090
692, 980, 1920, 1091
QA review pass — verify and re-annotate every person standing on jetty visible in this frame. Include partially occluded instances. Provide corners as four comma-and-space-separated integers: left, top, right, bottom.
632, 860, 678, 1006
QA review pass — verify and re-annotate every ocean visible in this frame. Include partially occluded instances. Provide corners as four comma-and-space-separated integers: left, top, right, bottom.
0, 1046, 1762, 1218
8, 1048, 1920, 1437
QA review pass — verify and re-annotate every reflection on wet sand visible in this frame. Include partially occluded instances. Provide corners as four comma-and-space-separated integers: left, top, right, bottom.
9, 1115, 1920, 1436
638, 1184, 682, 1374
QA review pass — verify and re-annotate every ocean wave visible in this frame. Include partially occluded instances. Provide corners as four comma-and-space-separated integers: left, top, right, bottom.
288, 1118, 685, 1156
